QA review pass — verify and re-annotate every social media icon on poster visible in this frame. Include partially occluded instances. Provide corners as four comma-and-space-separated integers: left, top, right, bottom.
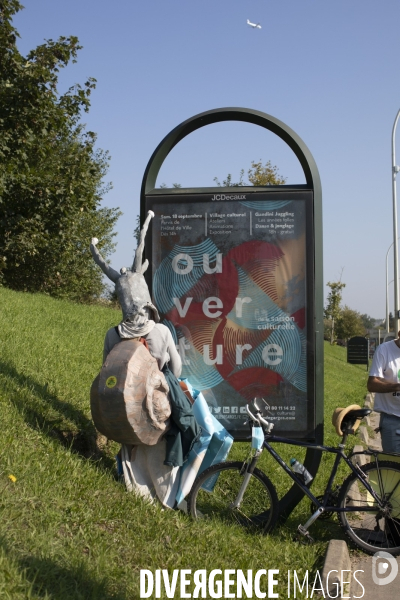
231, 406, 238, 414
240, 407, 247, 414
372, 551, 398, 585
223, 407, 230, 413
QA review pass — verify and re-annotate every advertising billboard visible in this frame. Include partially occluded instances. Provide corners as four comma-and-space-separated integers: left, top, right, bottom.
145, 190, 315, 440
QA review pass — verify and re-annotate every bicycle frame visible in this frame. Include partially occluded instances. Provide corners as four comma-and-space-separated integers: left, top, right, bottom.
234, 403, 400, 539
260, 433, 396, 519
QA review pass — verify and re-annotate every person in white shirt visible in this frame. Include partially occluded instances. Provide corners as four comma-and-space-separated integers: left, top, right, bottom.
368, 333, 400, 454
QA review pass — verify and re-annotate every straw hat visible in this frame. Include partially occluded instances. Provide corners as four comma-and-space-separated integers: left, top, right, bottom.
332, 405, 362, 436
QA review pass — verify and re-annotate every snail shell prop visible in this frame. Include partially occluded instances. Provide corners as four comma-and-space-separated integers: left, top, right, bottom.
90, 340, 171, 445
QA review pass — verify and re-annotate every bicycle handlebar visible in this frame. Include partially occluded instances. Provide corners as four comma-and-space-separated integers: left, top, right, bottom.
246, 402, 274, 433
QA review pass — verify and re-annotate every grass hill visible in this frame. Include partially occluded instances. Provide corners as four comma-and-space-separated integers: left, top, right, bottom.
0, 287, 369, 599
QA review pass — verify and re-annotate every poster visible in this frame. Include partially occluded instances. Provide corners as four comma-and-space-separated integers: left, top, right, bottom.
146, 191, 314, 439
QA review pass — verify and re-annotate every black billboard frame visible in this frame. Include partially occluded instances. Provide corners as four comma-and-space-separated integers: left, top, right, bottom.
140, 107, 323, 520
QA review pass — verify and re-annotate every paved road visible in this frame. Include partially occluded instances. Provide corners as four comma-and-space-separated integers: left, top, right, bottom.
350, 554, 400, 599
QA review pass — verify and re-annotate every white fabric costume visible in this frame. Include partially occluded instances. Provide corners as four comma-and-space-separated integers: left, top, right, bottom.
104, 322, 183, 508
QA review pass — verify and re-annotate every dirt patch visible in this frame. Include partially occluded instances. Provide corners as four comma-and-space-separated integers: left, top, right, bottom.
49, 428, 110, 460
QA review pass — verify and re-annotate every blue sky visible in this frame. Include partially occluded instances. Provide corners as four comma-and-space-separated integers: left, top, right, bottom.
13, 0, 400, 318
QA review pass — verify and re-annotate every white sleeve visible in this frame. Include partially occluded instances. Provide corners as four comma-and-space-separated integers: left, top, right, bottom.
369, 346, 386, 378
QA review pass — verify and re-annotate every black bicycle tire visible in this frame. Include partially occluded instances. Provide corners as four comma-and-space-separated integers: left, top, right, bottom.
188, 460, 279, 533
338, 460, 400, 555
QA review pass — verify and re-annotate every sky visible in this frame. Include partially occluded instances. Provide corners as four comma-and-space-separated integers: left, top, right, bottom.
12, 0, 400, 319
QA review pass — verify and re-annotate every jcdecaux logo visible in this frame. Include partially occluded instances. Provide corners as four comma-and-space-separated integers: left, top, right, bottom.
211, 194, 246, 201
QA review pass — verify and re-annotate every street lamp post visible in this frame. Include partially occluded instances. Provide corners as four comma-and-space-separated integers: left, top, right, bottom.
387, 242, 393, 333
392, 109, 400, 335
386, 238, 400, 332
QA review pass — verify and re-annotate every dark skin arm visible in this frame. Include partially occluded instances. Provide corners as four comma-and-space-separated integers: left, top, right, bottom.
367, 376, 400, 394
368, 333, 400, 394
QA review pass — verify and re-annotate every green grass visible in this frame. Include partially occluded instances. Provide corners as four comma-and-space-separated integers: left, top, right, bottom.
0, 287, 370, 599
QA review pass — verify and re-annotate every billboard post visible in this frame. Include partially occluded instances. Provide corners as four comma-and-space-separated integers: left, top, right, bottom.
140, 108, 323, 519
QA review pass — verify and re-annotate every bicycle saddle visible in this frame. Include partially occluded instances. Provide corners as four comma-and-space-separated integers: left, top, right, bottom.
332, 405, 372, 436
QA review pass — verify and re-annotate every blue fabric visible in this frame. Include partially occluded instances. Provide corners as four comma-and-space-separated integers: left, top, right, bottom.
251, 426, 264, 450
174, 379, 233, 503
380, 412, 400, 454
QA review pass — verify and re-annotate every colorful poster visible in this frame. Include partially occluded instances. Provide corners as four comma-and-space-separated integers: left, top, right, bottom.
146, 191, 314, 439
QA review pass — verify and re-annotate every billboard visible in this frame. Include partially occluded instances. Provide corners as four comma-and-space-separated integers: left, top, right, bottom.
146, 190, 315, 440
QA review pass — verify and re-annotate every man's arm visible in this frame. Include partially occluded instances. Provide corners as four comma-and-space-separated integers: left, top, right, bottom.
367, 376, 400, 394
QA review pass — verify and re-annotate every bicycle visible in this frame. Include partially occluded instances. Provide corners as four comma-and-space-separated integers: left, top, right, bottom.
188, 399, 400, 555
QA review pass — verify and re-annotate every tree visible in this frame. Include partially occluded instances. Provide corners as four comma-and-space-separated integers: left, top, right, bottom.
384, 312, 396, 332
324, 280, 346, 344
336, 306, 366, 341
323, 318, 334, 342
213, 170, 246, 187
360, 314, 376, 330
159, 183, 182, 189
0, 0, 120, 301
247, 160, 287, 186
213, 160, 286, 187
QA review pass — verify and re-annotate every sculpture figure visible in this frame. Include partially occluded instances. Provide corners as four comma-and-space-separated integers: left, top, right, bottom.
89, 210, 187, 508
90, 210, 159, 337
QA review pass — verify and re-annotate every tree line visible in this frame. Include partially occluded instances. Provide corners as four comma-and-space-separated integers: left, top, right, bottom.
324, 280, 378, 344
0, 0, 120, 302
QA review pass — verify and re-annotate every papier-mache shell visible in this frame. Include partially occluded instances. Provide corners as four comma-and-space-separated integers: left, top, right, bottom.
90, 340, 171, 445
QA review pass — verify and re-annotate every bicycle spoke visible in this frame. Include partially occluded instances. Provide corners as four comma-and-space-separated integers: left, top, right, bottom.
338, 461, 400, 555
189, 461, 279, 534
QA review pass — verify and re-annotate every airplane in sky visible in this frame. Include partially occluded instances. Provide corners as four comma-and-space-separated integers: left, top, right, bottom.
247, 19, 262, 29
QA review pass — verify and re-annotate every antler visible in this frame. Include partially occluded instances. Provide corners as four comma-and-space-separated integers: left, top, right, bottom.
132, 210, 154, 273
90, 238, 120, 283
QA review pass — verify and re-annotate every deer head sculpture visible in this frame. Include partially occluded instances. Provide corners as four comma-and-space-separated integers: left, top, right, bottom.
90, 210, 159, 326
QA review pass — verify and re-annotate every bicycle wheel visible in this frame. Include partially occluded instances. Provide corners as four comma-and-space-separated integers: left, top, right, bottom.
338, 460, 400, 555
188, 461, 279, 534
